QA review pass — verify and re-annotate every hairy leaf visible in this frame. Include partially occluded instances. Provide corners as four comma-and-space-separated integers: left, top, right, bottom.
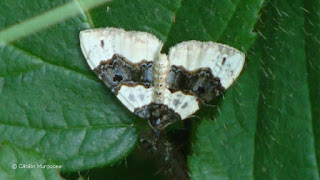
0, 0, 138, 172
253, 0, 319, 179
0, 0, 319, 179
0, 142, 63, 180
305, 0, 320, 173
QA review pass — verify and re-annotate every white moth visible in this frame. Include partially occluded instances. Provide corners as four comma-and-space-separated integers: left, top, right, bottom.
80, 28, 245, 131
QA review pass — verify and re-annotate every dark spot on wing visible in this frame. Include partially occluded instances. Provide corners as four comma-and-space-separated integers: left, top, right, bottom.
222, 57, 227, 65
113, 74, 123, 81
173, 99, 180, 106
139, 94, 145, 101
128, 94, 135, 102
181, 102, 188, 109
100, 40, 104, 47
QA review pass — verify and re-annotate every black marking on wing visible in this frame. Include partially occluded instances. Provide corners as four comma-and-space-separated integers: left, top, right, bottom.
94, 54, 153, 94
167, 65, 225, 102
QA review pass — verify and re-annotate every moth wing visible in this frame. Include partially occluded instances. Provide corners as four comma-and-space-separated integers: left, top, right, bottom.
163, 89, 200, 120
168, 41, 245, 89
117, 85, 153, 113
80, 27, 163, 69
80, 28, 162, 112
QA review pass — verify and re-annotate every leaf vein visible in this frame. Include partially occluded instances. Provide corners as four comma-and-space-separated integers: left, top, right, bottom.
6, 43, 99, 83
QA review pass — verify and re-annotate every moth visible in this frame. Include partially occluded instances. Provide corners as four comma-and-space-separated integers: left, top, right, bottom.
80, 28, 245, 132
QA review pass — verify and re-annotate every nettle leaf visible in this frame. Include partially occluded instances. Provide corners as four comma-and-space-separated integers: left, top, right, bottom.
0, 0, 139, 172
253, 1, 320, 179
89, 0, 181, 42
0, 0, 319, 179
189, 0, 320, 180
0, 142, 62, 180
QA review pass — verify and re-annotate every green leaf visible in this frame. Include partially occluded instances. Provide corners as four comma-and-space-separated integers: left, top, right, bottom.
253, 1, 319, 179
164, 0, 262, 52
89, 0, 181, 42
189, 0, 320, 180
306, 0, 320, 173
0, 0, 112, 43
0, 0, 138, 172
0, 142, 63, 180
1, 0, 319, 179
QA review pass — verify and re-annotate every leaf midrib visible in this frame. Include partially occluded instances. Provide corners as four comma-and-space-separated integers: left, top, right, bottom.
0, 122, 133, 131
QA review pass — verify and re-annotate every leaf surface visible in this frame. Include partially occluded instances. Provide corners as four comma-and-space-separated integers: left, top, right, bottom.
0, 0, 319, 179
0, 0, 138, 172
189, 0, 320, 179
0, 142, 63, 180
253, 1, 320, 179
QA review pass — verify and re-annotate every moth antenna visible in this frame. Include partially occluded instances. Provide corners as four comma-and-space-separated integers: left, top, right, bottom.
202, 102, 216, 108
187, 115, 201, 120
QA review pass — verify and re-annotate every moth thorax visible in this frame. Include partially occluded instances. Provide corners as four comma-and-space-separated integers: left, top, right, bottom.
153, 53, 170, 103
